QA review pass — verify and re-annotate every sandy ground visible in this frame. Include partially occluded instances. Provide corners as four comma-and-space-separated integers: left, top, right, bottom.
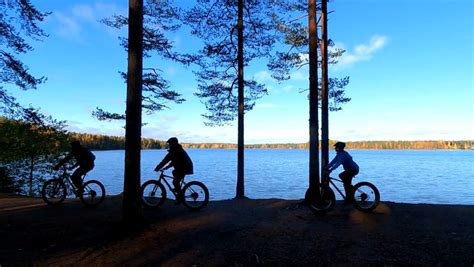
0, 194, 473, 266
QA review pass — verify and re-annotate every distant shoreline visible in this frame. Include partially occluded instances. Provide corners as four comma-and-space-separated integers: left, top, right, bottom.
69, 133, 473, 150
91, 147, 474, 151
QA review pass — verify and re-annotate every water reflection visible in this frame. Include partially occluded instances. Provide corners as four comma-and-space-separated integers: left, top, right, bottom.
87, 149, 474, 205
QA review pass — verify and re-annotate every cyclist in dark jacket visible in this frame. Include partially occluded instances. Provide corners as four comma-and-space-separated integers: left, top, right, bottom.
325, 141, 359, 204
54, 141, 95, 190
154, 137, 193, 203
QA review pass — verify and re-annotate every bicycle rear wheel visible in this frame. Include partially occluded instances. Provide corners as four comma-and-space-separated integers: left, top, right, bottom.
141, 180, 167, 208
42, 179, 67, 206
352, 181, 380, 212
80, 180, 105, 207
309, 186, 336, 214
182, 181, 209, 211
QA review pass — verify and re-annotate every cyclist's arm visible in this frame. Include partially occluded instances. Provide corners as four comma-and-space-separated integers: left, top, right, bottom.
54, 152, 73, 170
327, 154, 342, 172
154, 153, 171, 171
163, 162, 174, 170
70, 162, 79, 169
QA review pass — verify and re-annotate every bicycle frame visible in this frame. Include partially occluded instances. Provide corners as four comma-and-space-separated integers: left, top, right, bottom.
56, 168, 86, 192
312, 172, 380, 213
322, 175, 347, 200
156, 172, 187, 197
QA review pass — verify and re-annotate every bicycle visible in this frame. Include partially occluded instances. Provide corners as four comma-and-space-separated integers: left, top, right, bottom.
41, 167, 105, 207
141, 170, 209, 211
309, 171, 380, 213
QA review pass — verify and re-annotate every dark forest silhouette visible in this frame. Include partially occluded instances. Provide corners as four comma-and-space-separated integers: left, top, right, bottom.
2, 1, 472, 226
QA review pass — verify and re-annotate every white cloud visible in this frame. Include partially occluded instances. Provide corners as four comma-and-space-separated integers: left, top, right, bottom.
332, 125, 474, 142
53, 2, 126, 41
166, 66, 177, 76
299, 53, 309, 63
72, 5, 95, 22
282, 85, 297, 92
146, 125, 237, 144
255, 102, 277, 109
334, 35, 388, 69
245, 129, 307, 144
55, 12, 82, 40
66, 121, 125, 137
290, 71, 307, 81
253, 71, 273, 83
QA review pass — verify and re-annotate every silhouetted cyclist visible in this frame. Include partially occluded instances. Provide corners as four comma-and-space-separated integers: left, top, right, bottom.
325, 141, 359, 205
154, 137, 194, 204
54, 141, 96, 194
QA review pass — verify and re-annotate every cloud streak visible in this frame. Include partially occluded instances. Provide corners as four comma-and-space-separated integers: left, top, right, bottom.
334, 35, 388, 69
53, 2, 126, 41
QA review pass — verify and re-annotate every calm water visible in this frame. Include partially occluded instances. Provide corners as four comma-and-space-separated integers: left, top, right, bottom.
86, 149, 474, 204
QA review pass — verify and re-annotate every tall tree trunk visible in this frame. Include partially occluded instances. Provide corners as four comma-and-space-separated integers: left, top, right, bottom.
321, 0, 329, 173
235, 0, 245, 199
29, 157, 34, 196
123, 0, 143, 223
305, 0, 320, 202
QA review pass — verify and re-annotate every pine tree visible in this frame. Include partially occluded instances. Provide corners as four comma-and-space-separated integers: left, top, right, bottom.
93, 0, 197, 121
269, 0, 351, 201
0, 0, 49, 114
268, 1, 351, 111
184, 0, 277, 198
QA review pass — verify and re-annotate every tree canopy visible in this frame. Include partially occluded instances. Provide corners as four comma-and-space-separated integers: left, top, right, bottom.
0, 0, 49, 114
183, 0, 278, 126
93, 0, 197, 121
0, 108, 68, 195
269, 1, 351, 111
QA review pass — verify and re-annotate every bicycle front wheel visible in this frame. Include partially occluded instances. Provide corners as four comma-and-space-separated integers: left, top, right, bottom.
42, 179, 67, 206
353, 181, 380, 212
309, 186, 336, 214
141, 180, 167, 208
80, 180, 105, 207
182, 181, 209, 211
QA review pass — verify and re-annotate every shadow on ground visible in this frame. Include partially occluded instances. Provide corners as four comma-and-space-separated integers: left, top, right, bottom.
0, 195, 473, 266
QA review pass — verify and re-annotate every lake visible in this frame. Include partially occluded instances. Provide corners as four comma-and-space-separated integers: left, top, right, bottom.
86, 149, 474, 205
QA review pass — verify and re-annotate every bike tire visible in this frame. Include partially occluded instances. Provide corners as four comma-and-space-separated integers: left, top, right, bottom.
309, 186, 336, 214
182, 181, 209, 211
141, 180, 167, 208
352, 181, 380, 212
80, 180, 105, 207
41, 179, 67, 206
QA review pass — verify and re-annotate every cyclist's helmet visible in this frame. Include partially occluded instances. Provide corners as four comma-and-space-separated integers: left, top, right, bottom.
70, 140, 81, 147
166, 137, 179, 148
333, 141, 346, 149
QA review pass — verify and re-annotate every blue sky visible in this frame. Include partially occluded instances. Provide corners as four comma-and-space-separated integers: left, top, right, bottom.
7, 0, 474, 144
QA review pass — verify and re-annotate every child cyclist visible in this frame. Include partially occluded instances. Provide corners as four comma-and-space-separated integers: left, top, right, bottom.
325, 141, 359, 204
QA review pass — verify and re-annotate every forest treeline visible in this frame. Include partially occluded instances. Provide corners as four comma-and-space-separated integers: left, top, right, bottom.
69, 133, 167, 150
1, 116, 472, 196
185, 140, 473, 150
71, 132, 473, 150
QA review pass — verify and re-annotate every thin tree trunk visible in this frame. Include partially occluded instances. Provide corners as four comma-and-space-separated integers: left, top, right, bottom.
123, 0, 143, 223
306, 0, 320, 202
236, 0, 245, 199
29, 157, 34, 196
321, 0, 329, 172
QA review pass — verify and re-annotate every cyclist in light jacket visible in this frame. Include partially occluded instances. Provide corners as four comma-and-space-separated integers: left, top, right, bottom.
325, 141, 359, 204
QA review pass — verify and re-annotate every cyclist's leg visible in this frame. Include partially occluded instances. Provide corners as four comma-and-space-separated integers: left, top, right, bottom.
72, 164, 93, 190
339, 170, 356, 202
172, 170, 185, 203
71, 168, 85, 189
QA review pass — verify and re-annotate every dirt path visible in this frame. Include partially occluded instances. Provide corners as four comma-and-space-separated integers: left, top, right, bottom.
0, 195, 473, 266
